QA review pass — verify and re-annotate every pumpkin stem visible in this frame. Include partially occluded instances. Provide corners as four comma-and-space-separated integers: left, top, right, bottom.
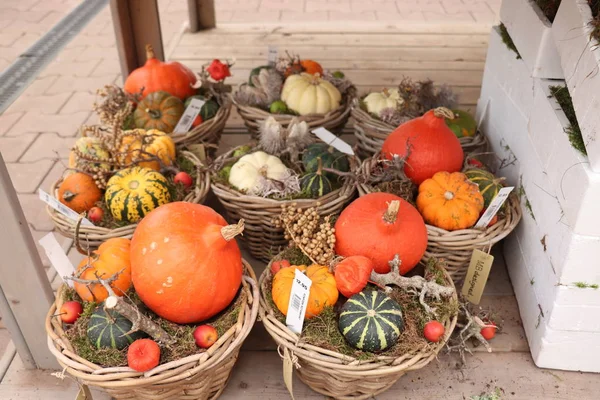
221, 219, 245, 241
146, 108, 161, 119
444, 191, 454, 200
383, 200, 400, 223
145, 44, 155, 60
62, 190, 76, 202
433, 107, 455, 120
316, 157, 323, 176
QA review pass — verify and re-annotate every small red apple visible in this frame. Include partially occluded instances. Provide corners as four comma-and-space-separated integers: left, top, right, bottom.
192, 115, 203, 128
174, 171, 193, 189
193, 325, 218, 348
127, 339, 161, 372
423, 320, 445, 343
467, 158, 484, 168
271, 259, 291, 275
88, 206, 104, 223
480, 322, 497, 340
60, 301, 83, 324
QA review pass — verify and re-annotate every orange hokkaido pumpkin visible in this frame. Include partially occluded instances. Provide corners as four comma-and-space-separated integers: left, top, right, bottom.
272, 265, 338, 319
334, 256, 374, 298
417, 171, 484, 231
381, 107, 464, 185
58, 172, 102, 213
130, 202, 243, 324
300, 60, 323, 76
74, 238, 132, 302
335, 192, 428, 275
124, 45, 197, 100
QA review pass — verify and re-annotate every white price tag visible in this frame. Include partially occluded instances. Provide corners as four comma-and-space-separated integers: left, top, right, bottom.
39, 233, 76, 287
39, 189, 93, 226
173, 98, 205, 134
311, 127, 355, 156
285, 269, 312, 334
267, 45, 278, 66
474, 186, 514, 229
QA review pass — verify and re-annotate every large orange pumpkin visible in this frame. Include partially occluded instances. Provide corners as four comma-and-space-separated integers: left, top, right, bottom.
381, 107, 464, 185
74, 238, 132, 302
57, 172, 102, 213
335, 192, 428, 275
417, 171, 484, 231
124, 45, 197, 100
272, 264, 338, 319
334, 256, 374, 298
130, 202, 243, 324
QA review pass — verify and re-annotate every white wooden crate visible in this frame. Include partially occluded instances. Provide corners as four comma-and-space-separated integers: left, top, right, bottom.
552, 0, 600, 173
500, 0, 563, 79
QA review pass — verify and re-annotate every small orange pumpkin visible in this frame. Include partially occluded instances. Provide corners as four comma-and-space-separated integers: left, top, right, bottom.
300, 60, 323, 76
74, 238, 132, 302
272, 265, 338, 319
416, 171, 484, 231
57, 172, 102, 213
334, 256, 374, 298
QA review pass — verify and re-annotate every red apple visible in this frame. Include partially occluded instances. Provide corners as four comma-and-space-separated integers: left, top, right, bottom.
88, 206, 104, 223
192, 115, 203, 128
60, 301, 83, 324
174, 171, 193, 189
480, 322, 497, 340
467, 158, 484, 168
127, 339, 160, 372
423, 320, 445, 343
271, 259, 291, 275
193, 325, 218, 348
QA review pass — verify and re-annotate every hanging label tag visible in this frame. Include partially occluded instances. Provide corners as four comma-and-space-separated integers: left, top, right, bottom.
461, 249, 494, 304
474, 187, 514, 229
39, 233, 76, 287
39, 189, 93, 226
174, 98, 205, 134
267, 45, 278, 66
285, 269, 312, 334
282, 348, 296, 400
187, 144, 207, 162
311, 127, 354, 156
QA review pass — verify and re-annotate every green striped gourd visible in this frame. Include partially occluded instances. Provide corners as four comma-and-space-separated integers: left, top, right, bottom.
464, 168, 505, 208
300, 157, 333, 198
302, 143, 349, 181
339, 291, 404, 352
87, 306, 145, 349
105, 166, 171, 223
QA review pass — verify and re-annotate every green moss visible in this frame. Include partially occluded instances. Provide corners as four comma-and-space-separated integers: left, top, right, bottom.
573, 281, 599, 289
534, 0, 561, 22
470, 387, 504, 400
499, 24, 521, 59
550, 85, 587, 155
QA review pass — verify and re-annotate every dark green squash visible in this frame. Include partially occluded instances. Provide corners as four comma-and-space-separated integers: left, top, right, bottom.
302, 143, 349, 181
464, 168, 506, 208
87, 306, 146, 350
339, 291, 404, 352
300, 157, 333, 198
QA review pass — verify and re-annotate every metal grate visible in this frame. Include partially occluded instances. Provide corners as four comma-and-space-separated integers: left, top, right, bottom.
0, 0, 109, 113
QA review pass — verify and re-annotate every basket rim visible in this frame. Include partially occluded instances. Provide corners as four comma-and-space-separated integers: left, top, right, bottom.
258, 256, 458, 375
45, 259, 259, 388
209, 143, 359, 206
170, 93, 232, 144
47, 150, 210, 239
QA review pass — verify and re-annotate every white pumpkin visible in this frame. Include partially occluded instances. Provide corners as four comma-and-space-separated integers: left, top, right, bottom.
229, 151, 288, 192
363, 88, 403, 115
281, 73, 342, 116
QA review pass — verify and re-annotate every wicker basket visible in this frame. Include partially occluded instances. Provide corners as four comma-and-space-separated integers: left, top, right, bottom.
46, 260, 259, 400
258, 262, 458, 400
351, 101, 488, 158
211, 145, 358, 262
234, 88, 356, 139
48, 151, 210, 249
169, 94, 232, 148
357, 156, 523, 283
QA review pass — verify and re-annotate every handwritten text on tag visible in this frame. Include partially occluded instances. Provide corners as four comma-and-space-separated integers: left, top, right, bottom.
39, 189, 92, 226
173, 98, 205, 134
474, 186, 514, 229
461, 249, 494, 304
286, 269, 312, 334
311, 127, 354, 156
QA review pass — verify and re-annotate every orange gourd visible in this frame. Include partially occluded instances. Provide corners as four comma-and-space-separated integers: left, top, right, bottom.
74, 238, 132, 302
381, 107, 464, 185
58, 172, 102, 213
417, 171, 484, 231
124, 45, 197, 100
334, 256, 374, 298
300, 60, 323, 76
335, 192, 428, 275
272, 265, 338, 319
130, 202, 243, 324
